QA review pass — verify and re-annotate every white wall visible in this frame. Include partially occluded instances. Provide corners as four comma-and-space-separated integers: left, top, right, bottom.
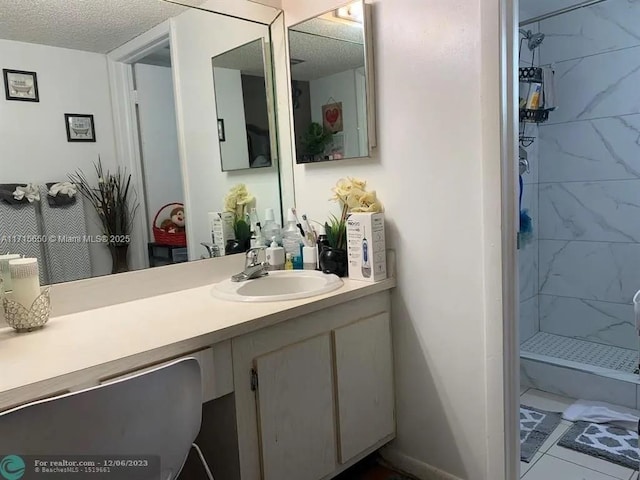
213, 68, 250, 171
134, 63, 184, 237
171, 9, 283, 259
279, 0, 507, 479
309, 69, 364, 158
0, 38, 119, 277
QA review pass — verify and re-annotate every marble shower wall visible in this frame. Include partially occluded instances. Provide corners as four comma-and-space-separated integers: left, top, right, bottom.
537, 1, 640, 350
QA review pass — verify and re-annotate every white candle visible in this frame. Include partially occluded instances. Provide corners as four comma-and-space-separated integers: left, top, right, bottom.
0, 254, 21, 291
9, 258, 41, 310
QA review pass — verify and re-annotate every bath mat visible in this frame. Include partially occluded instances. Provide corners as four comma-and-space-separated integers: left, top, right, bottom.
520, 405, 562, 462
558, 421, 639, 470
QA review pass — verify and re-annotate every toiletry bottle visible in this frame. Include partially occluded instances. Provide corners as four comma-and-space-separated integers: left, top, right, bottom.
361, 226, 371, 278
249, 208, 259, 248
254, 223, 266, 248
284, 253, 294, 270
262, 208, 282, 245
303, 245, 318, 270
266, 237, 285, 271
282, 208, 303, 268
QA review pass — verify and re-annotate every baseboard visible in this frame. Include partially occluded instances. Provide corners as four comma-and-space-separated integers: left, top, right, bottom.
380, 446, 463, 480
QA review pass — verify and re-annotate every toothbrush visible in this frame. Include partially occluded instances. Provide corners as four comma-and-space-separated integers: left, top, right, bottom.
291, 208, 307, 240
302, 214, 316, 245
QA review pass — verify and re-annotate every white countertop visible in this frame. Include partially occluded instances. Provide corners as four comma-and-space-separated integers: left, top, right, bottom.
0, 274, 395, 409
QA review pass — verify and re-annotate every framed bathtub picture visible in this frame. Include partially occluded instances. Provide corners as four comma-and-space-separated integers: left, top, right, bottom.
64, 114, 96, 142
3, 69, 39, 102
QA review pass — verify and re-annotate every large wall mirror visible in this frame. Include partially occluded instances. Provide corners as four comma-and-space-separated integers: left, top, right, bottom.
288, 1, 376, 164
0, 0, 285, 289
212, 39, 275, 171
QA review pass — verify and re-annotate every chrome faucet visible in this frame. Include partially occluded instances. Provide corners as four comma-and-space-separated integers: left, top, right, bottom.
231, 247, 268, 282
201, 242, 220, 259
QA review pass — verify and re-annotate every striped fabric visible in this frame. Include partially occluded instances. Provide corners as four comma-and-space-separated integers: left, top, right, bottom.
38, 185, 92, 284
0, 201, 48, 284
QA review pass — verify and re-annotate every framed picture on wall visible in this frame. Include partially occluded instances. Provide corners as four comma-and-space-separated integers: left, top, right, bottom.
322, 101, 343, 133
217, 119, 226, 142
3, 69, 39, 102
65, 114, 96, 142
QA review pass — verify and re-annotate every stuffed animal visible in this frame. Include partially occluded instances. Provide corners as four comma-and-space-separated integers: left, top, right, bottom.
160, 206, 185, 234
170, 207, 185, 231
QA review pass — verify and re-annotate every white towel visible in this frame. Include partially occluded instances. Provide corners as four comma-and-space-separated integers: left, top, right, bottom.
542, 66, 557, 111
48, 182, 77, 198
13, 183, 40, 203
563, 399, 639, 431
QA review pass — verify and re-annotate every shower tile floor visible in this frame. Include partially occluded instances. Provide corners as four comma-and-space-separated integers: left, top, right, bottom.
520, 389, 639, 479
521, 332, 638, 373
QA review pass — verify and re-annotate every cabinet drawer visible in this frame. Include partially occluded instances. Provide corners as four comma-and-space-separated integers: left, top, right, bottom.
100, 341, 233, 402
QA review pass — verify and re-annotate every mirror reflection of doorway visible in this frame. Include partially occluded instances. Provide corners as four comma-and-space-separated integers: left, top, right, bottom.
133, 45, 187, 267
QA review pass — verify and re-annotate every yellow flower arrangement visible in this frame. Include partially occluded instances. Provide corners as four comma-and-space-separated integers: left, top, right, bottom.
326, 178, 383, 250
224, 184, 255, 221
223, 184, 255, 247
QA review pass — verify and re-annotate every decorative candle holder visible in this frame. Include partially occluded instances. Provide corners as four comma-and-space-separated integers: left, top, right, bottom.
2, 288, 51, 332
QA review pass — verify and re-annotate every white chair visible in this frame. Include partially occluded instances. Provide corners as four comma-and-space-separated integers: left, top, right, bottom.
0, 357, 213, 480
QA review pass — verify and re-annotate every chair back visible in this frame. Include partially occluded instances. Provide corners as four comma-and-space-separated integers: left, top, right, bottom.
0, 357, 202, 480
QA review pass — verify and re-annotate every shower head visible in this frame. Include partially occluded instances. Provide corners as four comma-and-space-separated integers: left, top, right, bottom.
519, 29, 545, 51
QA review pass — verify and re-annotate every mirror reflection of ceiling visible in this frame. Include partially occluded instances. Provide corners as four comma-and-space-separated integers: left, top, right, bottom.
288, 16, 365, 82
211, 41, 266, 77
0, 0, 207, 53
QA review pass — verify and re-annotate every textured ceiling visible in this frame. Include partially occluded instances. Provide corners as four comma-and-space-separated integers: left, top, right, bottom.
0, 0, 207, 54
290, 16, 364, 44
212, 39, 266, 77
289, 31, 364, 82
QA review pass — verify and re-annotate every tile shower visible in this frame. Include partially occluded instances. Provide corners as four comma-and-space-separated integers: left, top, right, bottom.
518, 0, 640, 409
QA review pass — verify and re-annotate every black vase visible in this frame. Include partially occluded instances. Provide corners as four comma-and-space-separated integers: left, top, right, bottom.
225, 238, 251, 255
319, 247, 348, 277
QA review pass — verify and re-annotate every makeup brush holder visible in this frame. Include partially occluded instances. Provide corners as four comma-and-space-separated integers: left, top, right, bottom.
2, 288, 51, 332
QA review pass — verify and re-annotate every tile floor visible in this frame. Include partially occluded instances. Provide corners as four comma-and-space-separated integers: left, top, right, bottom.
520, 388, 639, 480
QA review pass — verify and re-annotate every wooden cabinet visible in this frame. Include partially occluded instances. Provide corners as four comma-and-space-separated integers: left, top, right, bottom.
255, 335, 337, 480
232, 291, 395, 480
333, 313, 395, 463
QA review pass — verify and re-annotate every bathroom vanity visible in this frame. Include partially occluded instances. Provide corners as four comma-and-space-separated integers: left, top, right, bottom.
0, 257, 395, 480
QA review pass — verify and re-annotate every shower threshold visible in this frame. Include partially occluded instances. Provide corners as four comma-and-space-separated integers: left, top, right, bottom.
520, 332, 640, 409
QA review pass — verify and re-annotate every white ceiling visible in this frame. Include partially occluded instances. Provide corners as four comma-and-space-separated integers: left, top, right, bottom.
0, 0, 206, 54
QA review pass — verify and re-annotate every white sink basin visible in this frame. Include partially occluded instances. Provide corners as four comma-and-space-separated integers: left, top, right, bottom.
212, 270, 343, 302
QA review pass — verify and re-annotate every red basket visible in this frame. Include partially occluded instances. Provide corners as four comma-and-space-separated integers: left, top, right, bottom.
152, 203, 187, 247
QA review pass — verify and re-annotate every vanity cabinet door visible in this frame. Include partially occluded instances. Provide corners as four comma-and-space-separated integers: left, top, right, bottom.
254, 334, 337, 480
333, 312, 395, 463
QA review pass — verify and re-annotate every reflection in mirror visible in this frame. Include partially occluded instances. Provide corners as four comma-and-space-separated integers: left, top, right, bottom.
289, 1, 372, 164
0, 1, 284, 290
212, 39, 273, 171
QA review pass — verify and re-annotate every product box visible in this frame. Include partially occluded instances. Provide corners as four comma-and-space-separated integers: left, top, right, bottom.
346, 212, 386, 282
208, 212, 235, 256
